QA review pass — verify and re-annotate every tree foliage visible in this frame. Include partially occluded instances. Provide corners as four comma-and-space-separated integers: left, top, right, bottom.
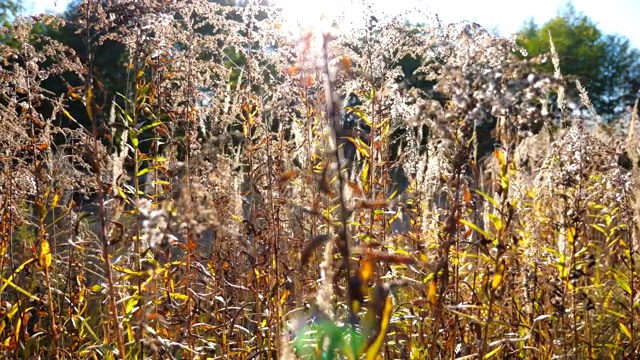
516, 2, 640, 118
0, 0, 20, 26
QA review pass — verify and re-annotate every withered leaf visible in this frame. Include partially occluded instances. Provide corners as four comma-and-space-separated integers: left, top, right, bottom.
277, 170, 298, 183
365, 250, 416, 265
354, 199, 388, 210
318, 166, 335, 196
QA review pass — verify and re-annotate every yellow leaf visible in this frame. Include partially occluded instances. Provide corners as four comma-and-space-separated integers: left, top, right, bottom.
620, 322, 632, 341
346, 108, 372, 127
493, 149, 506, 167
558, 254, 569, 279
345, 137, 370, 158
488, 213, 503, 232
51, 191, 61, 208
428, 278, 437, 306
116, 185, 128, 201
0, 275, 41, 302
68, 89, 82, 100
85, 85, 94, 122
365, 292, 393, 360
360, 259, 373, 284
124, 321, 134, 343
491, 260, 505, 290
279, 289, 290, 305
484, 344, 503, 358
39, 239, 52, 270
14, 310, 25, 344
567, 227, 576, 247
361, 161, 370, 193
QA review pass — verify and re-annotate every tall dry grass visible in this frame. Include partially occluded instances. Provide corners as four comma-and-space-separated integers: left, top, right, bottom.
0, 1, 637, 359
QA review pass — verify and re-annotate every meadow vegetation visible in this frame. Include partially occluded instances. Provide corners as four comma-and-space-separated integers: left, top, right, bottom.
0, 1, 638, 359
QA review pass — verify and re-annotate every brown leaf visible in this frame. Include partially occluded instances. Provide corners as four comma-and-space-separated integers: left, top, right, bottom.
318, 166, 334, 196
301, 234, 333, 265
278, 170, 299, 183
345, 181, 364, 197
365, 250, 416, 265
354, 199, 388, 210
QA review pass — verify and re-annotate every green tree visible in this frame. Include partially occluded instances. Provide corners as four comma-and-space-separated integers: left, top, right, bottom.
0, 0, 24, 45
598, 34, 640, 115
0, 0, 21, 25
516, 2, 639, 119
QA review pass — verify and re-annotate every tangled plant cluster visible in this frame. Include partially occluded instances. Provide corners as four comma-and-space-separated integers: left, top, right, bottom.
0, 1, 638, 359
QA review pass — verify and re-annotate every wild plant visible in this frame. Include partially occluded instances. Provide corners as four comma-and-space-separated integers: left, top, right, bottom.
0, 1, 637, 359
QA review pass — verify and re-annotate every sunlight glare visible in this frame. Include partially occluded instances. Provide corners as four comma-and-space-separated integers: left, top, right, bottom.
273, 0, 367, 36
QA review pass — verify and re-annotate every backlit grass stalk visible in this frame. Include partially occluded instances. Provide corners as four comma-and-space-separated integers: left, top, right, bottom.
429, 144, 467, 358
319, 18, 357, 356
82, 1, 126, 354
182, 20, 197, 358
127, 22, 147, 358
20, 23, 61, 354
478, 150, 513, 359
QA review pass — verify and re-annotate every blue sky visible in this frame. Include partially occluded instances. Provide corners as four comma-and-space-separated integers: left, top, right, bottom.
25, 0, 640, 48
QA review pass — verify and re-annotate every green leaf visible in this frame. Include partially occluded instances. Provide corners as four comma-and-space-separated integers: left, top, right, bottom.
139, 120, 164, 133
129, 133, 139, 149
341, 327, 364, 360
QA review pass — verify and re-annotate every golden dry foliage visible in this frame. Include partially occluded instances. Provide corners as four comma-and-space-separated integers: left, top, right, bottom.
0, 1, 637, 359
